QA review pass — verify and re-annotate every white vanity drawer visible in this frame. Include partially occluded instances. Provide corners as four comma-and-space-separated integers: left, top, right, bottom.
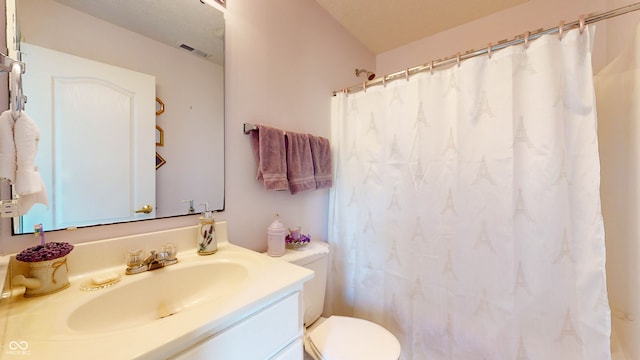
172, 292, 302, 359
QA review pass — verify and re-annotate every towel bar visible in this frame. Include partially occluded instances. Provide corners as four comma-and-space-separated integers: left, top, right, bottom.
243, 123, 258, 134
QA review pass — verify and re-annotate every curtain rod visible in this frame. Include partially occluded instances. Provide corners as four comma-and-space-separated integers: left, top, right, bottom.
333, 1, 640, 96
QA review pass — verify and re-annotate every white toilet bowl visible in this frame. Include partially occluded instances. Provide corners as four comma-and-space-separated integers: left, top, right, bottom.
304, 315, 401, 360
279, 242, 401, 360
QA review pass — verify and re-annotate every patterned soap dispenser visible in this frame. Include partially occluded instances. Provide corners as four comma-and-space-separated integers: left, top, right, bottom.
197, 203, 217, 255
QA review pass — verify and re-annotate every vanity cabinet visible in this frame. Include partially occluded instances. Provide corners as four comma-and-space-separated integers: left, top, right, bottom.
171, 291, 304, 359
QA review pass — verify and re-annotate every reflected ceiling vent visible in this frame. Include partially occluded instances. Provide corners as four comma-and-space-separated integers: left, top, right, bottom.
178, 43, 209, 58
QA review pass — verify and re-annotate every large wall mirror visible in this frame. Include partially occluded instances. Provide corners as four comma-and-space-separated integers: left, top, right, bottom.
6, 0, 225, 234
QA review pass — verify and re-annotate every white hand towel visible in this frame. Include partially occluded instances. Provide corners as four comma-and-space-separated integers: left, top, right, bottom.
0, 110, 16, 182
13, 111, 48, 214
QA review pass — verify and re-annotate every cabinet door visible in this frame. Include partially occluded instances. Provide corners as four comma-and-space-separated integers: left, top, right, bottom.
271, 339, 304, 360
172, 292, 302, 359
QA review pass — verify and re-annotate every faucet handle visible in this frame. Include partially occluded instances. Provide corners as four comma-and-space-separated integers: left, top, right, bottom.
126, 249, 144, 267
163, 243, 177, 260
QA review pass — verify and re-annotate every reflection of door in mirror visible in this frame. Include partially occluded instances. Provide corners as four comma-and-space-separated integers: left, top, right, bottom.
9, 0, 225, 234
19, 43, 156, 233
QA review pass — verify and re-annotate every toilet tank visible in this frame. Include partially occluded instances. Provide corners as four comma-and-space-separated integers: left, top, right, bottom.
279, 241, 329, 326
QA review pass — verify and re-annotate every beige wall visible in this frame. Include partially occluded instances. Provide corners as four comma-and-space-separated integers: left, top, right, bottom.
221, 0, 373, 251
600, 1, 640, 359
0, 0, 374, 254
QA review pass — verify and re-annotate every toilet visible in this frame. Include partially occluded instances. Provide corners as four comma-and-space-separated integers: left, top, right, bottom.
279, 241, 401, 360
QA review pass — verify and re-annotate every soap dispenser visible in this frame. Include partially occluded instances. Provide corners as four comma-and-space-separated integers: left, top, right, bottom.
197, 203, 217, 255
267, 213, 286, 257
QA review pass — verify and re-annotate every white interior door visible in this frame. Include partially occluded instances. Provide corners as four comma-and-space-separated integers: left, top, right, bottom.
20, 42, 156, 231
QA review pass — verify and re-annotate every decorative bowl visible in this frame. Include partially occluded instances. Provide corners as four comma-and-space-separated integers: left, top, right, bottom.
14, 242, 74, 297
285, 234, 311, 249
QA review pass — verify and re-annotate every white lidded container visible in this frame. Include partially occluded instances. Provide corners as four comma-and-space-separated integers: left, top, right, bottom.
267, 214, 286, 256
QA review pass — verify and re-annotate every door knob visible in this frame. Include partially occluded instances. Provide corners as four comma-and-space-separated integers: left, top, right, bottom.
135, 205, 153, 214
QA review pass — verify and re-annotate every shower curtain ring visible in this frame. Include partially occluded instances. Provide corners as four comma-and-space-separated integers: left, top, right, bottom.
405, 68, 410, 81
362, 82, 367, 93
487, 43, 492, 59
579, 15, 586, 34
524, 31, 530, 49
382, 75, 386, 87
456, 53, 461, 67
558, 21, 565, 40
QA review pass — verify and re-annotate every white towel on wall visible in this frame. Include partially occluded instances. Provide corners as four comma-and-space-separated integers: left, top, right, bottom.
15, 111, 48, 214
0, 110, 48, 215
0, 110, 16, 182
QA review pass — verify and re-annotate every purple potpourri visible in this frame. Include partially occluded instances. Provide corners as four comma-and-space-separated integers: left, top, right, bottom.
16, 242, 74, 262
285, 234, 311, 245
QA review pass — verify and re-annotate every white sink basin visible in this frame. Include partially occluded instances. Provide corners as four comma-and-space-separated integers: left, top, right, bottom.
67, 261, 249, 332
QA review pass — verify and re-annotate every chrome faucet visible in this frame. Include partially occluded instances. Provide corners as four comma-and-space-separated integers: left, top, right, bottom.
126, 244, 178, 275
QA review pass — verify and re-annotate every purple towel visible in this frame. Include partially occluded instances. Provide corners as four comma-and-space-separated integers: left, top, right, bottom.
309, 135, 332, 189
286, 132, 316, 194
250, 124, 288, 191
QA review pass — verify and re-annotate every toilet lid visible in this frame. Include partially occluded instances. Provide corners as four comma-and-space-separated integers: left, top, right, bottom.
306, 316, 401, 360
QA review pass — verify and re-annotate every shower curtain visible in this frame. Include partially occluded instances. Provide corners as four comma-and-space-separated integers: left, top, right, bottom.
328, 27, 610, 359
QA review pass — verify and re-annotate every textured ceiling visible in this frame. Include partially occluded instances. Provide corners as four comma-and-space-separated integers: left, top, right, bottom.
52, 0, 225, 64
314, 0, 529, 54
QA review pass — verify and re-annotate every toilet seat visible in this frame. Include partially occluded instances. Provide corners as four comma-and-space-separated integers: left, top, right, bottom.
305, 316, 401, 360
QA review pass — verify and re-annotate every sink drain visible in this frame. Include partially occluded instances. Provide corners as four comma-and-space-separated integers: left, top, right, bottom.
157, 303, 177, 319
159, 312, 176, 319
